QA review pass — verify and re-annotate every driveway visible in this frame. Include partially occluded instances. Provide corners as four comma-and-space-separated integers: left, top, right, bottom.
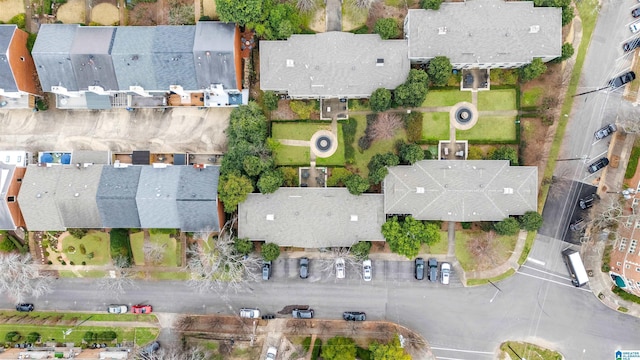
0, 107, 232, 154
326, 0, 342, 32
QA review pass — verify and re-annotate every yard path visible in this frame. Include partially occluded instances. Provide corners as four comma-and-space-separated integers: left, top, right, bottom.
277, 139, 310, 147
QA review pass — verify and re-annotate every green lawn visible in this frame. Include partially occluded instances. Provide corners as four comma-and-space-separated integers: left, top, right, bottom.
271, 122, 333, 141
421, 231, 449, 254
130, 231, 178, 267
0, 324, 158, 347
58, 270, 107, 278
350, 115, 407, 176
456, 116, 517, 142
476, 89, 517, 111
274, 126, 346, 166
150, 271, 190, 280
59, 231, 110, 265
521, 86, 544, 108
422, 112, 450, 141
0, 311, 158, 323
422, 90, 472, 107
455, 230, 517, 272
500, 341, 562, 360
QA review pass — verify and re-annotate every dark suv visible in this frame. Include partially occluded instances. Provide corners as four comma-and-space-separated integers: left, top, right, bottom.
594, 124, 617, 140
579, 194, 596, 210
587, 157, 609, 174
428, 258, 438, 282
624, 38, 640, 52
16, 303, 34, 312
415, 258, 425, 280
262, 261, 272, 280
609, 71, 636, 88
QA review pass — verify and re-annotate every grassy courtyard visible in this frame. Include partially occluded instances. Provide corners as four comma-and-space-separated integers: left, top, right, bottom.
271, 122, 333, 141
349, 115, 407, 176
130, 231, 179, 267
521, 86, 544, 108
421, 112, 450, 141
456, 116, 517, 142
272, 123, 346, 166
455, 230, 517, 272
422, 90, 472, 107
57, 231, 110, 265
476, 89, 517, 111
420, 231, 449, 254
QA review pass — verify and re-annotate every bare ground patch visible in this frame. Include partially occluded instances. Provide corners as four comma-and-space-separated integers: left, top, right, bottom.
0, 0, 25, 22
91, 3, 119, 24
202, 0, 216, 18
307, 7, 326, 33
128, 2, 158, 25
56, 0, 85, 24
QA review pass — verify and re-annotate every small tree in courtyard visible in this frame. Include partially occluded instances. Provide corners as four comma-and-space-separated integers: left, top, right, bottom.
373, 18, 399, 40
520, 211, 543, 231
427, 56, 453, 86
369, 88, 392, 112
261, 243, 280, 261
344, 174, 370, 195
494, 217, 520, 236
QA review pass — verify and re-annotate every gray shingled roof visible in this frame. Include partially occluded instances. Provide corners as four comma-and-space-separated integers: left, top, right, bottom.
96, 165, 142, 228
70, 27, 118, 91
136, 165, 181, 229
17, 165, 65, 231
152, 26, 197, 90
177, 165, 220, 232
406, 1, 562, 65
238, 188, 385, 248
111, 26, 157, 90
0, 163, 16, 230
54, 164, 103, 228
384, 160, 537, 222
0, 25, 18, 92
260, 32, 410, 98
193, 22, 238, 90
32, 24, 80, 92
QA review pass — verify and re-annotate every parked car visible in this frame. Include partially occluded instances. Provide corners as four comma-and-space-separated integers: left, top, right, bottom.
16, 303, 34, 312
131, 305, 152, 314
609, 71, 636, 88
594, 123, 617, 140
239, 308, 260, 319
570, 217, 586, 231
624, 37, 640, 52
0, 101, 7, 107
343, 311, 366, 321
362, 260, 372, 281
262, 261, 272, 281
107, 304, 128, 314
292, 309, 314, 319
441, 262, 451, 285
415, 258, 425, 280
587, 157, 609, 174
428, 258, 438, 282
299, 257, 309, 279
265, 346, 278, 360
631, 20, 640, 33
579, 194, 596, 210
142, 341, 160, 355
633, 7, 640, 17
336, 258, 345, 279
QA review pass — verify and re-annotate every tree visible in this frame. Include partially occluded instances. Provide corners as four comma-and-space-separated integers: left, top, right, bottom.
257, 169, 284, 194
327, 167, 353, 187
373, 18, 399, 40
168, 0, 195, 25
0, 238, 17, 253
561, 5, 574, 26
227, 102, 268, 146
421, 0, 442, 10
467, 147, 484, 160
216, 0, 263, 25
368, 152, 400, 185
520, 211, 543, 231
234, 238, 254, 255
427, 56, 453, 86
398, 142, 424, 164
422, 222, 440, 245
520, 58, 547, 83
382, 216, 421, 259
370, 334, 411, 360
0, 253, 54, 303
494, 217, 520, 235
97, 255, 136, 299
218, 173, 254, 213
321, 336, 357, 360
243, 155, 267, 177
353, 0, 374, 9
297, 0, 317, 12
553, 42, 574, 63
281, 167, 299, 187
261, 243, 280, 261
394, 69, 429, 108
369, 88, 392, 112
344, 174, 370, 195
350, 241, 371, 260
489, 146, 518, 166
263, 91, 279, 111
68, 228, 88, 239
137, 342, 213, 360
143, 241, 166, 265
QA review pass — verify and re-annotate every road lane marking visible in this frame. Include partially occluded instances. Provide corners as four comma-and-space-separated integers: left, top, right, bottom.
521, 264, 572, 280
517, 271, 593, 292
430, 347, 494, 355
526, 257, 546, 266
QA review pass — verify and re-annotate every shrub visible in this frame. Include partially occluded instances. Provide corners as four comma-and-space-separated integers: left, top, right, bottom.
421, 0, 442, 10
82, 261, 86, 265
612, 286, 640, 304
0, 238, 17, 252
351, 241, 371, 259
302, 336, 312, 352
69, 261, 75, 265
67, 246, 76, 253
47, 260, 52, 265
87, 252, 94, 259
83, 332, 96, 343
5, 331, 21, 343
79, 244, 87, 255
461, 222, 472, 230
261, 243, 281, 261
373, 18, 399, 40
345, 174, 370, 195
327, 167, 353, 187
263, 91, 279, 111
44, 251, 50, 257
519, 211, 543, 231
356, 346, 372, 360
494, 217, 520, 236
234, 238, 254, 255
8, 13, 26, 29
109, 229, 132, 264
358, 136, 372, 151
290, 100, 316, 119
97, 331, 117, 342
68, 228, 88, 239
27, 332, 40, 343
404, 112, 423, 143
311, 339, 322, 360
369, 88, 392, 112
61, 260, 66, 265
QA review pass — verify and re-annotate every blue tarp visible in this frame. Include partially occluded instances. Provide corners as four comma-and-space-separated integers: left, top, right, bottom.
41, 153, 53, 163
61, 153, 71, 164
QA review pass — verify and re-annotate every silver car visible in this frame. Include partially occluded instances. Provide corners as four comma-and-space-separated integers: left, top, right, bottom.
440, 262, 451, 285
336, 258, 345, 279
107, 304, 128, 314
362, 260, 372, 281
239, 308, 260, 319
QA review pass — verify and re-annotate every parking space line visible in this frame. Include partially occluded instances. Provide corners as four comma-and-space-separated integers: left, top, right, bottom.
521, 264, 572, 280
526, 257, 546, 266
516, 270, 593, 292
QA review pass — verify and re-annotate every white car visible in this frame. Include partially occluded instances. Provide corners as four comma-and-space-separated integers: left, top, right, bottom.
362, 260, 372, 281
239, 308, 260, 319
336, 258, 345, 279
631, 20, 640, 33
265, 346, 277, 360
440, 262, 451, 285
107, 304, 128, 314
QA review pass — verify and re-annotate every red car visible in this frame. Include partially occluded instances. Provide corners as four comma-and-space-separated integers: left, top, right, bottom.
131, 305, 152, 314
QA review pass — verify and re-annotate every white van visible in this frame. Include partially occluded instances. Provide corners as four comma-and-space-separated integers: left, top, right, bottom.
562, 248, 589, 287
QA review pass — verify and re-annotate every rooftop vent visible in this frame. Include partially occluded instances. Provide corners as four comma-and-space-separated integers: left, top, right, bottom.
266, 214, 275, 221
503, 188, 514, 194
529, 25, 540, 33
416, 187, 425, 194
350, 215, 358, 222
438, 27, 447, 35
376, 58, 384, 66
286, 59, 294, 67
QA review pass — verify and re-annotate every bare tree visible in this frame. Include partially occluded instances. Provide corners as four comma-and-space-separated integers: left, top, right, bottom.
186, 221, 261, 294
143, 241, 166, 265
96, 255, 136, 299
349, 0, 374, 9
370, 112, 404, 140
467, 231, 501, 269
591, 195, 629, 230
0, 253, 54, 303
316, 247, 361, 278
616, 101, 640, 133
297, 0, 317, 12
137, 343, 212, 360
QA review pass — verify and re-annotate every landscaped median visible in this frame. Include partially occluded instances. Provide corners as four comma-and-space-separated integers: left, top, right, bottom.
0, 311, 159, 348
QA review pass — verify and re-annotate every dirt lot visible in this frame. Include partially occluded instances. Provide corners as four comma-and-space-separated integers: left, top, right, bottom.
56, 0, 85, 24
0, 0, 24, 22
91, 3, 119, 25
128, 2, 158, 25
